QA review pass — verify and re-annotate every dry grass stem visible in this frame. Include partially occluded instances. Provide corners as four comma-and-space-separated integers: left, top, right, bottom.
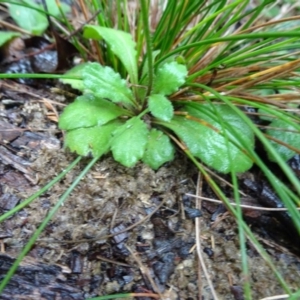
195, 173, 219, 300
187, 194, 300, 212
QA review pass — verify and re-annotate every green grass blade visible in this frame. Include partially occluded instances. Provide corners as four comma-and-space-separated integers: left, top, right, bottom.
0, 156, 81, 223
0, 156, 102, 293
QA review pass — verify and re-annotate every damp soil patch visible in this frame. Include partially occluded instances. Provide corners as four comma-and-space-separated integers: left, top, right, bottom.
0, 81, 300, 299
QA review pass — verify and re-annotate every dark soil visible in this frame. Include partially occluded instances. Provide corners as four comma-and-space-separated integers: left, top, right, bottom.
0, 79, 299, 300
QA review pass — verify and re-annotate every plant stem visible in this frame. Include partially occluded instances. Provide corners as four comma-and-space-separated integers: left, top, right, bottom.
140, 0, 153, 96
137, 108, 150, 119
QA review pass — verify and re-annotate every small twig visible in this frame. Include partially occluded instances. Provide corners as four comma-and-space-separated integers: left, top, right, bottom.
49, 17, 97, 60
186, 194, 300, 212
67, 8, 102, 39
130, 293, 160, 299
96, 255, 131, 268
211, 212, 230, 229
260, 294, 289, 300
1, 81, 66, 107
195, 172, 219, 300
201, 165, 248, 197
195, 174, 202, 300
110, 207, 119, 230
0, 19, 31, 35
126, 245, 163, 298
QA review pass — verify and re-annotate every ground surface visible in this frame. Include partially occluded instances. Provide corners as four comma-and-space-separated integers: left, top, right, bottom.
0, 80, 299, 300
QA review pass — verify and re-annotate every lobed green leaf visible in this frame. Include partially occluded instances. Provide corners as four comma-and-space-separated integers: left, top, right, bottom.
163, 103, 254, 173
64, 120, 122, 157
153, 61, 188, 95
142, 129, 174, 170
111, 117, 149, 167
83, 63, 135, 107
59, 94, 128, 131
148, 94, 174, 122
84, 25, 138, 85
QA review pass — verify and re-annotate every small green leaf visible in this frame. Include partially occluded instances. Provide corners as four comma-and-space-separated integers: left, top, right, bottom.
60, 63, 88, 91
148, 94, 174, 122
162, 103, 254, 173
111, 117, 149, 167
59, 94, 128, 131
266, 118, 300, 161
0, 31, 20, 47
83, 63, 135, 106
45, 0, 70, 17
153, 61, 187, 95
8, 0, 48, 35
142, 129, 174, 170
84, 25, 138, 85
65, 120, 122, 157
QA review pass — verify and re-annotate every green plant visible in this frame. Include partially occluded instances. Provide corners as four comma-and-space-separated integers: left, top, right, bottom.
57, 3, 300, 213
56, 1, 300, 298
59, 28, 256, 173
1, 0, 300, 299
59, 5, 300, 173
